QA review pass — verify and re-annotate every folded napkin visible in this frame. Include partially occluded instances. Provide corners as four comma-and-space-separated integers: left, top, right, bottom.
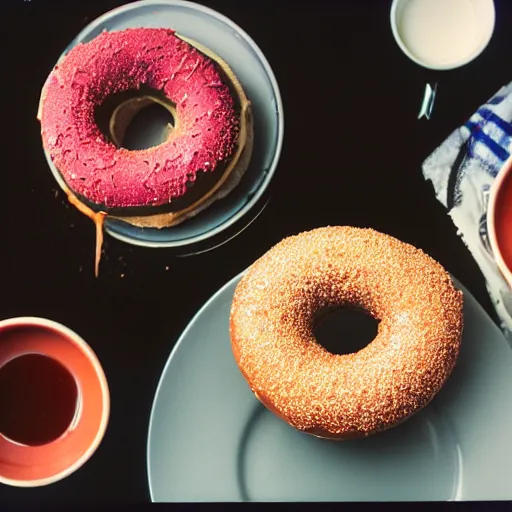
422, 83, 512, 341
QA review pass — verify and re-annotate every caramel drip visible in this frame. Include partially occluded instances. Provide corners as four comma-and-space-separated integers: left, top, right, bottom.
66, 192, 107, 277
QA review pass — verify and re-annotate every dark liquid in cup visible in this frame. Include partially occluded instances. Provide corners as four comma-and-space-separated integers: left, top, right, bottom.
0, 352, 78, 446
495, 171, 512, 272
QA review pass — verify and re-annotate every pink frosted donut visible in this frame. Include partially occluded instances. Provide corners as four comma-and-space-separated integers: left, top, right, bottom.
38, 28, 246, 215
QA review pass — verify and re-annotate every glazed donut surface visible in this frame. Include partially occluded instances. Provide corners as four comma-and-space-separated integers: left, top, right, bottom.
39, 28, 243, 212
229, 227, 464, 440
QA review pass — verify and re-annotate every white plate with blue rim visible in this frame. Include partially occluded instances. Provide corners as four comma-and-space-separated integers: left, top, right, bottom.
42, 0, 283, 249
147, 270, 512, 501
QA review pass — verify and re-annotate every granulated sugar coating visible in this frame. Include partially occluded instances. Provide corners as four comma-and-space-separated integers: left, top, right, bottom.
230, 226, 464, 440
39, 28, 240, 210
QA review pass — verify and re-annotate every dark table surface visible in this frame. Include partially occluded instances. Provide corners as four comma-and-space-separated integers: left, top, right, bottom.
1, 0, 511, 503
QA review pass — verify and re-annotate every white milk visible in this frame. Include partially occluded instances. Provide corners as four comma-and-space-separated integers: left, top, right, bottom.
398, 0, 482, 67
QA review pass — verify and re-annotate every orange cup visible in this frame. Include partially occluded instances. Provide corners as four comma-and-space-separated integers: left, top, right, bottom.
0, 317, 109, 487
488, 154, 512, 289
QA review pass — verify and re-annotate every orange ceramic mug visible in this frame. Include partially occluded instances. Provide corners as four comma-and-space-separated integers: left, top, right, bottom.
0, 317, 109, 487
488, 154, 512, 289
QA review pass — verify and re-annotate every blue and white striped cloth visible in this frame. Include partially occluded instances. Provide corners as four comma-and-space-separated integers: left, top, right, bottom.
423, 83, 512, 340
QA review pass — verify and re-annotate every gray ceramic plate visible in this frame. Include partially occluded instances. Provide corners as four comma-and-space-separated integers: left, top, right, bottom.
43, 0, 283, 248
147, 271, 512, 501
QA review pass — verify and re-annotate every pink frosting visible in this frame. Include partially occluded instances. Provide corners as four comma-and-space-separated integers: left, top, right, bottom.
40, 28, 240, 209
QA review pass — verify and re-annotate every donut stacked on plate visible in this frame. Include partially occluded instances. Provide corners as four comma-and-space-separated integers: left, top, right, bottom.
230, 227, 464, 440
38, 28, 252, 228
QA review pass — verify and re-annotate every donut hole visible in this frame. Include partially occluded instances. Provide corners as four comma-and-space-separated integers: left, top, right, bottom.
313, 307, 379, 356
119, 101, 176, 150
94, 86, 176, 150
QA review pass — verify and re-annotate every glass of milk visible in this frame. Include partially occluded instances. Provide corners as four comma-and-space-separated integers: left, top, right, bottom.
390, 0, 495, 70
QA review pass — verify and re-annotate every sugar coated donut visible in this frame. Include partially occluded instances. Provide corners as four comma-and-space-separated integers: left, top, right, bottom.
230, 227, 464, 440
38, 28, 252, 228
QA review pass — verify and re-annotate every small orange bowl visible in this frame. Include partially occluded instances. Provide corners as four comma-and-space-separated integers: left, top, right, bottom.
0, 317, 109, 487
488, 155, 512, 289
